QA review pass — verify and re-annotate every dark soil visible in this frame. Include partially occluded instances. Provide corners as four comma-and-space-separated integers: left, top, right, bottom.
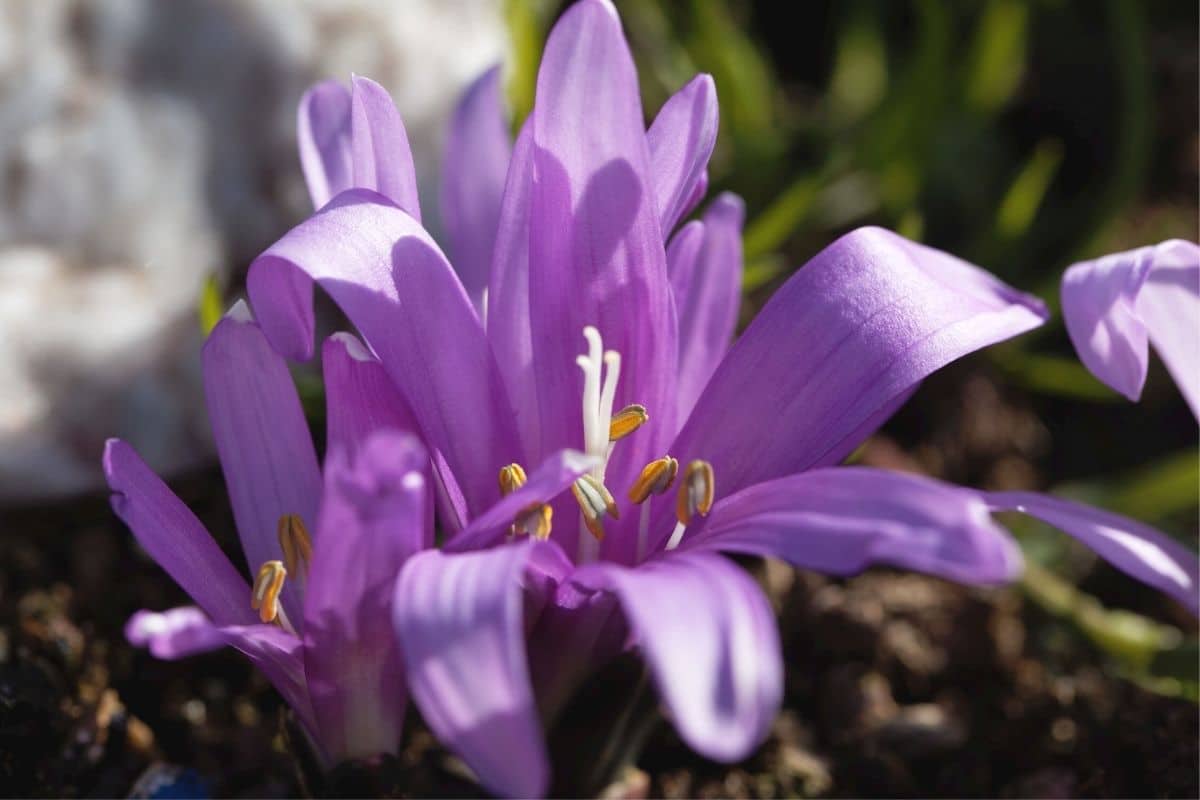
1, 466, 1195, 798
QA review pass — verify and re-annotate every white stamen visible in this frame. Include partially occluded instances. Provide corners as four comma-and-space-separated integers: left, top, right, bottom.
575, 325, 623, 562
598, 351, 621, 462
665, 521, 687, 551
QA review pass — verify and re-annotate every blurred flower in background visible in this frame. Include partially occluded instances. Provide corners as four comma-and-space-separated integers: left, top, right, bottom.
0, 0, 503, 501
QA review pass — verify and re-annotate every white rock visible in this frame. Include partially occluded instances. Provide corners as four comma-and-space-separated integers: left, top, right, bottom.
0, 0, 506, 503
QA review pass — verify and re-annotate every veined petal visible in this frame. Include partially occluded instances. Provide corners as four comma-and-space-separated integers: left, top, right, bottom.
1061, 239, 1200, 417
298, 80, 353, 210
202, 304, 321, 628
322, 332, 419, 460
303, 431, 427, 761
103, 439, 255, 627
246, 190, 522, 520
647, 73, 719, 234
441, 65, 512, 313
350, 75, 421, 222
666, 227, 1047, 537
572, 552, 782, 762
983, 491, 1199, 616
126, 607, 227, 660
679, 467, 1022, 584
673, 194, 745, 421
487, 120, 540, 455
529, 0, 677, 487
393, 541, 550, 798
446, 450, 598, 553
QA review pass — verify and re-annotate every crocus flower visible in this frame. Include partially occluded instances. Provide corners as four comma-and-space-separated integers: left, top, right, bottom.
247, 1, 1198, 794
1061, 239, 1200, 417
105, 303, 431, 764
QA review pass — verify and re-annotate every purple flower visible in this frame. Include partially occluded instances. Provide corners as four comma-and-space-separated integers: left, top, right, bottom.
105, 305, 430, 764
234, 1, 1195, 795
1061, 239, 1199, 417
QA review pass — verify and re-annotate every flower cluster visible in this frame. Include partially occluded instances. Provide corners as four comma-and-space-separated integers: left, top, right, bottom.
105, 1, 1199, 796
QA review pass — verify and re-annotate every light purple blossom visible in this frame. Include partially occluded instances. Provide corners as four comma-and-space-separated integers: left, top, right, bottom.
1061, 239, 1200, 417
106, 307, 429, 764
237, 1, 1200, 795
105, 0, 1199, 795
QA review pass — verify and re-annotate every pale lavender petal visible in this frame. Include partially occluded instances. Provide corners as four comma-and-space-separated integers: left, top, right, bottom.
103, 439, 255, 627
303, 431, 427, 761
445, 449, 598, 553
350, 75, 422, 222
573, 552, 782, 762
441, 65, 511, 312
647, 73, 718, 234
983, 491, 1199, 616
673, 194, 744, 420
680, 467, 1022, 584
1061, 240, 1199, 417
486, 120, 540, 455
394, 541, 550, 798
528, 0, 677, 514
202, 303, 321, 628
298, 80, 353, 210
665, 227, 1047, 540
126, 607, 227, 660
246, 190, 522, 520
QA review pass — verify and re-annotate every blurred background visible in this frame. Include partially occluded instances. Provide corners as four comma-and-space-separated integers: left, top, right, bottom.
0, 0, 1196, 796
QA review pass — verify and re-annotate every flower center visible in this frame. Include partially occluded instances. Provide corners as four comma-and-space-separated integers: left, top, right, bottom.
496, 327, 716, 562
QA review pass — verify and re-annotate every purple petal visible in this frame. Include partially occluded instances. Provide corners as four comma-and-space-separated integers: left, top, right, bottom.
350, 76, 421, 222
983, 491, 1199, 616
680, 467, 1022, 584
486, 120, 540, 455
303, 431, 427, 761
445, 449, 598, 553
393, 541, 550, 798
666, 227, 1047, 528
202, 303, 321, 628
220, 622, 317, 739
322, 333, 418, 460
103, 439, 255, 627
528, 0, 677, 496
126, 607, 227, 660
322, 332, 437, 543
573, 552, 782, 762
1061, 239, 1200, 417
647, 73, 718, 234
298, 80, 353, 210
673, 194, 745, 420
246, 190, 522, 520
441, 65, 511, 313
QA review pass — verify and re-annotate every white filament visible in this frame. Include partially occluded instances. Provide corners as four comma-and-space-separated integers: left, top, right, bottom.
575, 326, 621, 478
575, 326, 622, 563
665, 521, 687, 551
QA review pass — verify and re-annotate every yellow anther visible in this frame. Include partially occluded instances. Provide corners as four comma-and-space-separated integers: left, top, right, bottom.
513, 502, 553, 541
628, 455, 679, 504
276, 514, 312, 580
251, 560, 287, 624
572, 474, 619, 541
498, 463, 528, 497
608, 404, 648, 441
676, 460, 715, 525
